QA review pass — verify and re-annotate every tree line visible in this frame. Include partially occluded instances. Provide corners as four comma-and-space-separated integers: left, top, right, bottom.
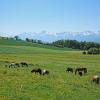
52, 40, 100, 50
1, 36, 100, 54
25, 38, 100, 54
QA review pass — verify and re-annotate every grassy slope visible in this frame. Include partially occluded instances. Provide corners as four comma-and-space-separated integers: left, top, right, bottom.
0, 39, 100, 100
0, 39, 76, 51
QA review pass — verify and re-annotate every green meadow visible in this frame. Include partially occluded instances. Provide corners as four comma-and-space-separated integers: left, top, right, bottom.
0, 39, 100, 100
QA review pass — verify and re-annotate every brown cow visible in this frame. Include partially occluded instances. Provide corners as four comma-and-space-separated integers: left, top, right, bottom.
92, 75, 100, 84
75, 67, 87, 75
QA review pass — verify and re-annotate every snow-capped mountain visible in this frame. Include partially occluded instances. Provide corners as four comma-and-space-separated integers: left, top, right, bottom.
18, 31, 100, 43
0, 31, 100, 43
0, 33, 16, 37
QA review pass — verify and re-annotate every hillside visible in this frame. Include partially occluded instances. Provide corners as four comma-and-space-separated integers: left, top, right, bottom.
0, 39, 76, 51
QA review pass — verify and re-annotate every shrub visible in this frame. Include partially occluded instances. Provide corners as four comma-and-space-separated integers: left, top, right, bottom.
87, 48, 100, 55
83, 51, 86, 55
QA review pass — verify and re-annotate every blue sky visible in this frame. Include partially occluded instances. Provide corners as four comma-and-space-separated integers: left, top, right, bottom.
0, 0, 100, 34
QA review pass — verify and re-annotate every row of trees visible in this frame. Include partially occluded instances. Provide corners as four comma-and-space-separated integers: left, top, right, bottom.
52, 40, 100, 55
26, 38, 43, 44
52, 40, 100, 50
25, 38, 51, 45
25, 38, 100, 54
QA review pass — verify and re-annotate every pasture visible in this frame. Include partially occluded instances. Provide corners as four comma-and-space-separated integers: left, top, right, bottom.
0, 41, 100, 100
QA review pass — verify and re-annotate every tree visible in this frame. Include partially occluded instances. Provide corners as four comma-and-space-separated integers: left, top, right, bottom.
26, 38, 30, 42
14, 36, 19, 40
37, 40, 42, 44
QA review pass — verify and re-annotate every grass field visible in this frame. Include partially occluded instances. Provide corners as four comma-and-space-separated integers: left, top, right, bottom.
0, 39, 100, 100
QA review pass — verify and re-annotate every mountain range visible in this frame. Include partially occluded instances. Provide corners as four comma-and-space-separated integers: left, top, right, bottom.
0, 31, 100, 43
18, 31, 100, 43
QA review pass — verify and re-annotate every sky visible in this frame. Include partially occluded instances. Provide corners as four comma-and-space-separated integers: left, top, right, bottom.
0, 0, 100, 35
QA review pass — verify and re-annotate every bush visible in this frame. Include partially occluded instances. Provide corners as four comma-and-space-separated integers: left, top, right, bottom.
83, 51, 86, 55
87, 48, 100, 55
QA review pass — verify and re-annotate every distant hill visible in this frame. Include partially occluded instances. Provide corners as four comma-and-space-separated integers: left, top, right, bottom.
0, 39, 76, 51
18, 31, 100, 43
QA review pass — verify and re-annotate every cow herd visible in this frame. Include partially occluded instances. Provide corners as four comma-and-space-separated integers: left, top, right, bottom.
66, 67, 87, 76
31, 66, 100, 84
66, 67, 100, 84
5, 62, 28, 68
5, 62, 100, 84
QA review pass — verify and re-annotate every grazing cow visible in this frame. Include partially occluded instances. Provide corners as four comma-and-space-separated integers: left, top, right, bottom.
75, 67, 87, 75
92, 75, 100, 84
15, 63, 20, 67
20, 62, 28, 67
78, 71, 83, 76
82, 67, 87, 74
31, 68, 42, 75
9, 63, 16, 68
42, 69, 49, 75
31, 68, 49, 75
6, 63, 20, 68
66, 67, 73, 73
